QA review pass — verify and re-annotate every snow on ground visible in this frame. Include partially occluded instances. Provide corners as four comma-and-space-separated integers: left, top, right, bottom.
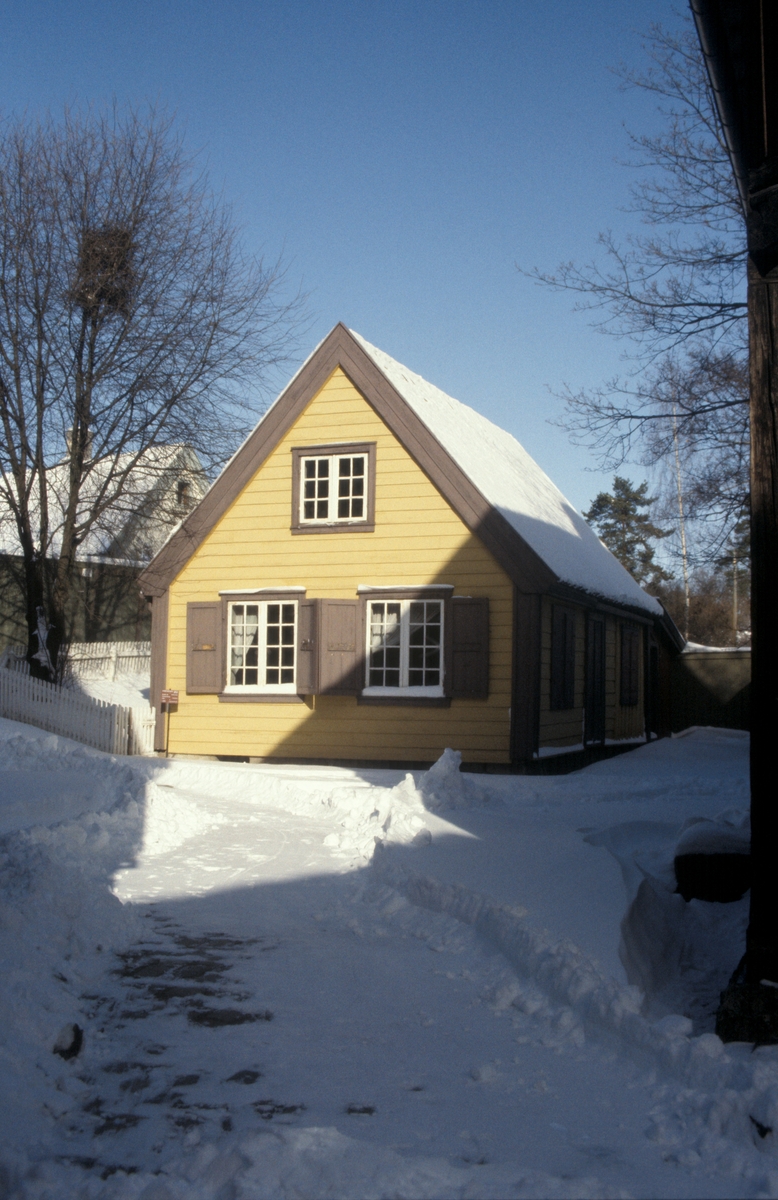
68, 673, 150, 711
1, 718, 776, 1198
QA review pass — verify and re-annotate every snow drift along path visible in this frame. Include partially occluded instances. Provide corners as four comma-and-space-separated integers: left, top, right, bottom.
1, 720, 776, 1199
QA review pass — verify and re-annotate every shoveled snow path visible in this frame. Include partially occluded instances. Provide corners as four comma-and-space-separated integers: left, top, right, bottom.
2, 724, 774, 1198
54, 776, 736, 1197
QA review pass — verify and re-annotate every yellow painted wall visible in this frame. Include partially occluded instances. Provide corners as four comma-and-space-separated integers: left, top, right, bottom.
165, 367, 514, 763
537, 599, 645, 750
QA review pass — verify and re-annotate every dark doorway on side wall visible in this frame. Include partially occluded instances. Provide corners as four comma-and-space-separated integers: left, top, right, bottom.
585, 615, 605, 745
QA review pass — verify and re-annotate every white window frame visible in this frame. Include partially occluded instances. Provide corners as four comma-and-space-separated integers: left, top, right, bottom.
363, 598, 445, 697
224, 600, 298, 694
299, 452, 368, 526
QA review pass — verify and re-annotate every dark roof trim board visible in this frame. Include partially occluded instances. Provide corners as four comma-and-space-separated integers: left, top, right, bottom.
138, 324, 555, 598
689, 0, 750, 216
657, 608, 686, 653
548, 582, 654, 625
550, 580, 684, 650
138, 332, 346, 596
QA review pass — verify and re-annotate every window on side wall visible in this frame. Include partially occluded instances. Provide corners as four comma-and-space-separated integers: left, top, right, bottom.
550, 605, 576, 710
226, 600, 297, 693
364, 599, 444, 696
620, 623, 640, 707
291, 443, 376, 532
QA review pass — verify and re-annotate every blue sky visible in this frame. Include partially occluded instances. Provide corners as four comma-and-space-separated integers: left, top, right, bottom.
1, 0, 688, 513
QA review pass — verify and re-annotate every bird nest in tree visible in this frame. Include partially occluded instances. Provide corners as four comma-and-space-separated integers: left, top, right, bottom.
69, 226, 134, 317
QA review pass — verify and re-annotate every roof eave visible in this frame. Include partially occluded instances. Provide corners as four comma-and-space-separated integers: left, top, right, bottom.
547, 579, 666, 625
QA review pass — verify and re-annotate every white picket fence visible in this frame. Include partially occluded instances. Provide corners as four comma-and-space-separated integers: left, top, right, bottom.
0, 647, 155, 755
67, 640, 151, 679
0, 645, 28, 674
0, 641, 151, 681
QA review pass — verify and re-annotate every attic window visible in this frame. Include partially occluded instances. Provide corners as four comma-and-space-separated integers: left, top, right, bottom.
303, 454, 364, 520
291, 443, 376, 534
177, 480, 190, 506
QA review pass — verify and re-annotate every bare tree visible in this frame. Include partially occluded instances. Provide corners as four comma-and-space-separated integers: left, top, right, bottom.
532, 20, 746, 353
565, 348, 750, 555
525, 19, 748, 555
654, 564, 749, 647
0, 105, 303, 677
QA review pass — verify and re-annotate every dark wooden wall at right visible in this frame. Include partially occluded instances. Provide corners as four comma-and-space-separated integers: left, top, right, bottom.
670, 648, 751, 733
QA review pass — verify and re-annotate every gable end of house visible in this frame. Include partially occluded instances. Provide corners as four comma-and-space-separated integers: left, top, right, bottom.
137, 324, 556, 598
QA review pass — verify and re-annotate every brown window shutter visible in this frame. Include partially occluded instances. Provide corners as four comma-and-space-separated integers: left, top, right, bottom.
296, 598, 320, 694
186, 602, 223, 694
620, 624, 639, 707
451, 597, 489, 699
550, 604, 575, 710
319, 599, 361, 694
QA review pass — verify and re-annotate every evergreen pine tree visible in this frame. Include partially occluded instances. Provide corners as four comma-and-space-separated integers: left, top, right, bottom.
584, 477, 673, 589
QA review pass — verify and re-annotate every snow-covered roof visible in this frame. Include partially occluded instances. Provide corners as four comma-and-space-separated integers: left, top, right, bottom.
682, 641, 751, 653
350, 331, 661, 616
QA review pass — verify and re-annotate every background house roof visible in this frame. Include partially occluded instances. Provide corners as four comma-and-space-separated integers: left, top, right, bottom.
349, 331, 662, 616
0, 444, 207, 566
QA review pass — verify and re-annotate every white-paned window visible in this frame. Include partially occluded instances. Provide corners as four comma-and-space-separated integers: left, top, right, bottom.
300, 453, 366, 524
227, 601, 297, 691
365, 600, 443, 695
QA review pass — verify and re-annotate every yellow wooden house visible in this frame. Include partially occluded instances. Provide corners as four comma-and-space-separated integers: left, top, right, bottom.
138, 325, 682, 768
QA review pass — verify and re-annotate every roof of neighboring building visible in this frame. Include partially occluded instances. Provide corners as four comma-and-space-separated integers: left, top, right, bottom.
0, 443, 206, 565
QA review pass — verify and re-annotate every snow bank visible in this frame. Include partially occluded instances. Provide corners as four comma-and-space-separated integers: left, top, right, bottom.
318, 749, 487, 861
134, 746, 486, 868
71, 670, 150, 710
19, 1126, 630, 1200
368, 847, 778, 1195
675, 810, 750, 858
0, 735, 490, 1194
418, 747, 488, 812
0, 837, 141, 1182
3, 721, 777, 1198
584, 809, 750, 1024
139, 781, 228, 857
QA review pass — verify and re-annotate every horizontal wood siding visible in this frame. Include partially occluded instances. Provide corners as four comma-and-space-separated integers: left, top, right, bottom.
538, 601, 645, 751
165, 369, 514, 762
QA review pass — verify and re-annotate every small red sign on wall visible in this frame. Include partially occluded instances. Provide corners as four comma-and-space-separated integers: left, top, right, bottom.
160, 690, 179, 706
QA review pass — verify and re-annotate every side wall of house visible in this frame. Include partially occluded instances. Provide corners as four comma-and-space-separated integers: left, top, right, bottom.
611, 619, 645, 741
537, 599, 585, 748
537, 596, 646, 752
164, 368, 515, 764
